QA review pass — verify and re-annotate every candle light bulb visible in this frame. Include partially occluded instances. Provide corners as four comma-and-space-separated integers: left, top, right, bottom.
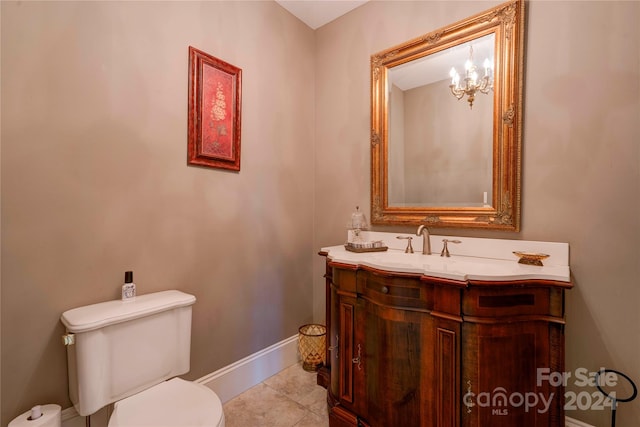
483, 58, 491, 75
465, 59, 473, 71
449, 67, 457, 84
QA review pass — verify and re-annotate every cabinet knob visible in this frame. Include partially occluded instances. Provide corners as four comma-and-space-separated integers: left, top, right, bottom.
381, 286, 389, 294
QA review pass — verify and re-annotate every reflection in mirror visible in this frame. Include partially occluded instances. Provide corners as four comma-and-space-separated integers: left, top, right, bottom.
371, 0, 524, 230
388, 34, 495, 208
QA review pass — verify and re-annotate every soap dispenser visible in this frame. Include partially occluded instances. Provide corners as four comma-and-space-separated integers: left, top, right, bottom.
347, 206, 368, 243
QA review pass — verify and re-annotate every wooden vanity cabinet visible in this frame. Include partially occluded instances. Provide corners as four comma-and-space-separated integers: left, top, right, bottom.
320, 257, 570, 427
324, 262, 462, 427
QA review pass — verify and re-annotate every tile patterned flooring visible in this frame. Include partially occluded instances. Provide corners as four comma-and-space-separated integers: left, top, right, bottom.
223, 363, 329, 427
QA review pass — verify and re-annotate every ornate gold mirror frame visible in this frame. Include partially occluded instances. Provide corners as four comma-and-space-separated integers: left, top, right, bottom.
371, 0, 524, 230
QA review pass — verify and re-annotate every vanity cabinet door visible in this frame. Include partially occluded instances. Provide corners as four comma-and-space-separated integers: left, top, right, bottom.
353, 270, 461, 426
357, 296, 435, 427
336, 294, 361, 411
333, 293, 369, 424
327, 267, 368, 426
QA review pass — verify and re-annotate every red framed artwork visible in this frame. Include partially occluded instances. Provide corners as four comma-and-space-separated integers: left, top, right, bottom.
188, 46, 242, 171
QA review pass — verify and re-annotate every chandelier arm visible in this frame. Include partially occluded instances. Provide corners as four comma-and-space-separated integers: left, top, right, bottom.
449, 85, 466, 100
477, 79, 488, 93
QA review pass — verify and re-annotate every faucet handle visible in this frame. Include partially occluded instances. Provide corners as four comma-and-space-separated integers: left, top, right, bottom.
396, 236, 414, 253
441, 239, 461, 257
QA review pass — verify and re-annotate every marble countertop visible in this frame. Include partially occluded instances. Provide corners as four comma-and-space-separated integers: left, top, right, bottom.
321, 232, 571, 283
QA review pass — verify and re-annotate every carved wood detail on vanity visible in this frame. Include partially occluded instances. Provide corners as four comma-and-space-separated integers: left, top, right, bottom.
318, 255, 571, 427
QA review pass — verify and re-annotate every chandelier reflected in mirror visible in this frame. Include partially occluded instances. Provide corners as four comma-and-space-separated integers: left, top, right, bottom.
449, 46, 493, 109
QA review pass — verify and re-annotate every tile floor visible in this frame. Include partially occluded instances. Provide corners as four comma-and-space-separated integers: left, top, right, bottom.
223, 363, 329, 427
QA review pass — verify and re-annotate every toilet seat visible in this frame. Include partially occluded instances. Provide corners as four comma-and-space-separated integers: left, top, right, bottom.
108, 378, 225, 427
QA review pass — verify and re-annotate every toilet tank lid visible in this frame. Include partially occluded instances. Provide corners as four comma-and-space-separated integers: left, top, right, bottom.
61, 290, 196, 333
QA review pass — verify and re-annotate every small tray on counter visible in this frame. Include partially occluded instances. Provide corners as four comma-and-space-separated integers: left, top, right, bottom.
345, 242, 388, 253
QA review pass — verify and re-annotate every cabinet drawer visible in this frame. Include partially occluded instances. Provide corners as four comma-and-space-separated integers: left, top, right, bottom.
357, 271, 431, 310
463, 287, 560, 317
333, 268, 357, 293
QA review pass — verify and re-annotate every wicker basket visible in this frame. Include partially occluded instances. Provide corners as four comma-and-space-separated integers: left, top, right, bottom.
298, 324, 326, 372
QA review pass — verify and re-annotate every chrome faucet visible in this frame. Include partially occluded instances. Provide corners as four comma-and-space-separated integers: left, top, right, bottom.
416, 225, 431, 255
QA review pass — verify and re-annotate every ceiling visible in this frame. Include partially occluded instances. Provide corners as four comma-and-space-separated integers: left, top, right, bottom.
390, 34, 495, 90
275, 0, 369, 30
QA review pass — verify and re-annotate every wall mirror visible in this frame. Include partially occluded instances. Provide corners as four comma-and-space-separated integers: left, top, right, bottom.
371, 0, 524, 230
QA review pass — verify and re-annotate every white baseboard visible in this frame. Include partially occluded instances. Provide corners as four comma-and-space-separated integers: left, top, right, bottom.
196, 334, 300, 403
565, 416, 595, 427
61, 334, 300, 427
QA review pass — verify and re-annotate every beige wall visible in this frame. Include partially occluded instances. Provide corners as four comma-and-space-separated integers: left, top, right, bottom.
314, 1, 639, 426
388, 84, 406, 203
2, 1, 639, 426
402, 80, 493, 205
1, 1, 315, 424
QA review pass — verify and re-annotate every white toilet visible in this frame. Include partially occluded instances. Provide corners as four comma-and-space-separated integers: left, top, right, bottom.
61, 290, 225, 427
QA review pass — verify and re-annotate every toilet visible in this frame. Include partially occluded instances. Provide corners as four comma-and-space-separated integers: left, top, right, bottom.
61, 290, 225, 427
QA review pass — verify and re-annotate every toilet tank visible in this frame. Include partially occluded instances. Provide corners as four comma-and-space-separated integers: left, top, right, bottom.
61, 290, 196, 416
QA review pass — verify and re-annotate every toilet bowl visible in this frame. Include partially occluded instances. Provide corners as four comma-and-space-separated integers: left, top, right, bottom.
108, 378, 224, 427
61, 290, 225, 427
